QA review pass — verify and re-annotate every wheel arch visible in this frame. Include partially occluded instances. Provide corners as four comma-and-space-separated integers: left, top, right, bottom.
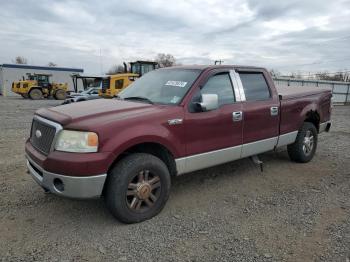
29, 86, 41, 92
304, 110, 320, 132
299, 102, 320, 132
107, 141, 178, 177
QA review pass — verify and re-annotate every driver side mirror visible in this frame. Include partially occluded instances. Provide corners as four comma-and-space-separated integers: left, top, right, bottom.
197, 94, 219, 111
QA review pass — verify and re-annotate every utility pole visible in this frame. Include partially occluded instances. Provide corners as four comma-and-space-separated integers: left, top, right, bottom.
99, 48, 103, 74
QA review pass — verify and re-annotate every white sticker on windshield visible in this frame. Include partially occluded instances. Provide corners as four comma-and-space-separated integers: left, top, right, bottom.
165, 80, 187, 87
171, 96, 180, 103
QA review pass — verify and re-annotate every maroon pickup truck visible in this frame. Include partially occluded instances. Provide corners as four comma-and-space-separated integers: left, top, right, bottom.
25, 65, 332, 223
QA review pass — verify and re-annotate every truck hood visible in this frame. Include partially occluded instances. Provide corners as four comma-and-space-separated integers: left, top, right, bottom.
36, 99, 157, 127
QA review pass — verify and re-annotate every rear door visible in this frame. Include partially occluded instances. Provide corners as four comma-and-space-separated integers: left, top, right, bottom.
235, 69, 280, 157
181, 69, 243, 173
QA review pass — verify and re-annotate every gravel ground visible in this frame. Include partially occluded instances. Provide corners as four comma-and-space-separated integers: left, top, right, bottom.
0, 96, 349, 262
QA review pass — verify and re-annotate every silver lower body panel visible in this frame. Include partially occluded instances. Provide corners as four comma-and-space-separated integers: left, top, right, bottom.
26, 155, 106, 199
175, 131, 300, 175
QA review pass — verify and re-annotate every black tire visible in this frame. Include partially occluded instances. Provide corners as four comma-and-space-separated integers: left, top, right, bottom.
29, 88, 43, 100
287, 122, 318, 163
54, 89, 67, 100
105, 153, 171, 223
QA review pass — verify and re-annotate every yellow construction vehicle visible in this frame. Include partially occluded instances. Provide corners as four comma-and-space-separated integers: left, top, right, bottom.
12, 73, 68, 100
99, 61, 158, 98
98, 73, 139, 98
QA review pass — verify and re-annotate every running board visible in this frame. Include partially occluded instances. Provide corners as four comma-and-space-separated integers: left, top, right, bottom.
250, 155, 264, 172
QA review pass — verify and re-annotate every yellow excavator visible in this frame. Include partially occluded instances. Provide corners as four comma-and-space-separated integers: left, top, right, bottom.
12, 73, 68, 100
99, 61, 158, 98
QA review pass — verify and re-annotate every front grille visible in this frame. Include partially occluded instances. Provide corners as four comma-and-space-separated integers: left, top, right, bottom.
101, 79, 110, 92
30, 118, 57, 155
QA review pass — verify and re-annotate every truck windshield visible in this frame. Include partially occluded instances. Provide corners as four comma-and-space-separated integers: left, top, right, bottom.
118, 69, 201, 105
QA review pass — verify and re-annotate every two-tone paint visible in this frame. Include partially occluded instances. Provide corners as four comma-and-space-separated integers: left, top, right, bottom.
25, 65, 332, 198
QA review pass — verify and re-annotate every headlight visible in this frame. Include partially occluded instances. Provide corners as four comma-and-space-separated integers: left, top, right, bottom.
55, 130, 98, 153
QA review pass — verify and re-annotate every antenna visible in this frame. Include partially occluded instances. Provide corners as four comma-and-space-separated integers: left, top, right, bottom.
214, 60, 224, 65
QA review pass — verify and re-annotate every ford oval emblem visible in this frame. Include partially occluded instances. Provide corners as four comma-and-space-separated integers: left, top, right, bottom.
35, 129, 42, 139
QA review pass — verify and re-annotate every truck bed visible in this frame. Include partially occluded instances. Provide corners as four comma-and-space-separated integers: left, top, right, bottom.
276, 85, 331, 100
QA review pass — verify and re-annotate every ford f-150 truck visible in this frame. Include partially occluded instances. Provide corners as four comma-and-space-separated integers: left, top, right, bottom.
25, 65, 332, 223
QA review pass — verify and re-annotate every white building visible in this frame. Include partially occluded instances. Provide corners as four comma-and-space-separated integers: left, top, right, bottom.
0, 64, 84, 96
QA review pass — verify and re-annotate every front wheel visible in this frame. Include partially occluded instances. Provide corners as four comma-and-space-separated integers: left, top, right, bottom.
287, 122, 318, 163
105, 153, 171, 223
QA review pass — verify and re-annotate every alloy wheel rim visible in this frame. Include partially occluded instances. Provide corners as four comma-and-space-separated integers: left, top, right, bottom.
126, 170, 161, 212
302, 130, 314, 156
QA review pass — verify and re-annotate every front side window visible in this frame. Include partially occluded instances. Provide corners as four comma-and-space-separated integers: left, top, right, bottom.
200, 73, 235, 106
239, 72, 271, 101
119, 69, 201, 105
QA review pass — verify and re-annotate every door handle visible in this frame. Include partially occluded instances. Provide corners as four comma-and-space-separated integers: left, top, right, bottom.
232, 111, 243, 122
270, 107, 279, 116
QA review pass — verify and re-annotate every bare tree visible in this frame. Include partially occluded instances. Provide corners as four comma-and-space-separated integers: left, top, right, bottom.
106, 64, 125, 75
315, 71, 350, 82
47, 62, 57, 67
14, 56, 28, 64
155, 53, 176, 68
269, 69, 281, 78
289, 72, 303, 79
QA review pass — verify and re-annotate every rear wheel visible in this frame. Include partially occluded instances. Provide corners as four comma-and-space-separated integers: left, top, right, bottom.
105, 153, 171, 223
29, 88, 43, 100
54, 89, 67, 100
287, 122, 318, 163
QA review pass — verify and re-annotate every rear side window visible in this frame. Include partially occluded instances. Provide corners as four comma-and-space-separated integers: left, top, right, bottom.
200, 73, 235, 106
239, 72, 270, 101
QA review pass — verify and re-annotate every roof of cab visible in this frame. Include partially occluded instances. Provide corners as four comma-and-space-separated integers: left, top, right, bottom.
160, 65, 267, 71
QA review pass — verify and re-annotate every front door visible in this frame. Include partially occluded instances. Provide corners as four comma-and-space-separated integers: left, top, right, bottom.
182, 69, 243, 173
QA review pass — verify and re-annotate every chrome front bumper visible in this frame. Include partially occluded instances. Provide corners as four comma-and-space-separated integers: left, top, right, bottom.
26, 155, 107, 199
319, 121, 331, 133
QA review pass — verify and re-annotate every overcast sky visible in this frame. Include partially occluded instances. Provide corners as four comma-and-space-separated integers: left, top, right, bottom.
0, 0, 349, 74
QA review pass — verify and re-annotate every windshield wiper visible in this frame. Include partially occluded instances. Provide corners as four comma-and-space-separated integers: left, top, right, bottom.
123, 96, 154, 104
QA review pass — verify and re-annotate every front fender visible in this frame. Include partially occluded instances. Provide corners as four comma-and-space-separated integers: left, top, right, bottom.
102, 123, 185, 159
